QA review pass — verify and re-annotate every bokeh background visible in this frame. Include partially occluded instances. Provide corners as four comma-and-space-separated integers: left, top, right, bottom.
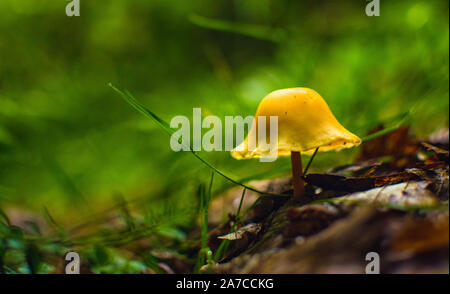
0, 0, 448, 228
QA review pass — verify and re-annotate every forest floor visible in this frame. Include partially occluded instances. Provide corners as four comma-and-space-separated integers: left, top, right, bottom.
1, 126, 448, 274
193, 126, 449, 274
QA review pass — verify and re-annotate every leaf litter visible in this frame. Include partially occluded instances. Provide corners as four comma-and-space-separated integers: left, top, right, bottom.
204, 126, 449, 273
2, 124, 448, 273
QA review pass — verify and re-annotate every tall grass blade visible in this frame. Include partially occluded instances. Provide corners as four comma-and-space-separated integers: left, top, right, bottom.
189, 14, 286, 43
110, 83, 272, 195
361, 110, 411, 142
214, 187, 247, 261
303, 147, 319, 176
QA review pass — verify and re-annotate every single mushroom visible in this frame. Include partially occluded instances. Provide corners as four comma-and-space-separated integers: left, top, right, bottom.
231, 87, 361, 199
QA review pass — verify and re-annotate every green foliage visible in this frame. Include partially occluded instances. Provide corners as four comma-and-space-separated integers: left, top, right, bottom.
214, 187, 247, 261
194, 173, 214, 273
0, 0, 448, 273
87, 245, 147, 274
0, 0, 447, 213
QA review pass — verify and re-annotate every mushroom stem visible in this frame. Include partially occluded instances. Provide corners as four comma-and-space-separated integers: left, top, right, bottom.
290, 151, 305, 199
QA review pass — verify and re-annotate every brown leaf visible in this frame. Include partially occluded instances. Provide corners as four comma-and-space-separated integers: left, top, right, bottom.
390, 213, 449, 257
218, 223, 262, 240
332, 181, 439, 208
357, 126, 418, 161
214, 207, 391, 274
422, 142, 449, 156
421, 142, 449, 165
305, 174, 374, 192
428, 128, 449, 147
374, 172, 420, 187
306, 171, 425, 194
284, 203, 343, 238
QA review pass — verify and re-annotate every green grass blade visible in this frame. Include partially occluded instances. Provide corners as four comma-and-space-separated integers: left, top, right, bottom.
361, 124, 403, 142
0, 208, 11, 226
234, 188, 246, 231
195, 174, 214, 273
189, 14, 286, 43
361, 110, 411, 143
203, 172, 214, 248
199, 184, 206, 250
109, 84, 173, 136
110, 83, 273, 195
303, 147, 319, 175
214, 187, 247, 261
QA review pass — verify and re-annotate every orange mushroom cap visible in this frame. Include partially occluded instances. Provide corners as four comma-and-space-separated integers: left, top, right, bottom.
231, 87, 361, 159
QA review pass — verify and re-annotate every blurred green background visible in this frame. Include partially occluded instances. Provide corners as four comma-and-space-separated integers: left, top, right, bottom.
0, 0, 448, 225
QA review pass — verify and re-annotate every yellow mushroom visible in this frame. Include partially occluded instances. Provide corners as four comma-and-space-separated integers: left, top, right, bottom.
231, 87, 361, 199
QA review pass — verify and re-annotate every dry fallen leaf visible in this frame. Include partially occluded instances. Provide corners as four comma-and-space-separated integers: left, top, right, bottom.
305, 172, 420, 193
283, 203, 343, 238
331, 181, 439, 208
389, 213, 449, 258
357, 126, 419, 161
218, 223, 262, 240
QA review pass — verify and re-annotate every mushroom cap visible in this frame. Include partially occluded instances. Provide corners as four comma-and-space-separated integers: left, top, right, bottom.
231, 88, 361, 159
